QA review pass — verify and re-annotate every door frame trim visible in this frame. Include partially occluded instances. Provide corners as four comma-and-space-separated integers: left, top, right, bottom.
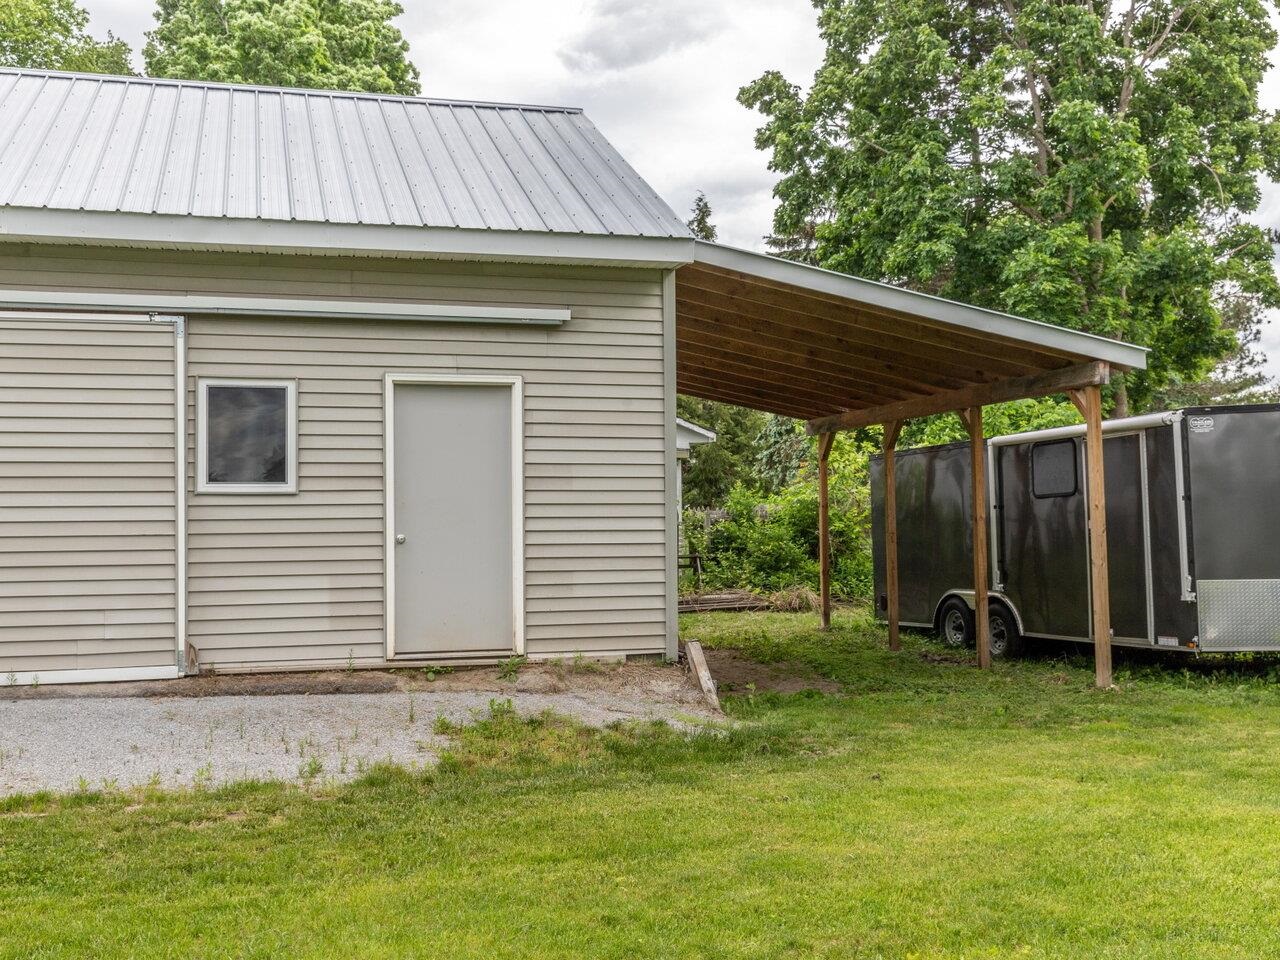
383, 373, 525, 660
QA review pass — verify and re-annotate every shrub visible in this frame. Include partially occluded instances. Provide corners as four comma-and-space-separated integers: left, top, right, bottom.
691, 438, 874, 602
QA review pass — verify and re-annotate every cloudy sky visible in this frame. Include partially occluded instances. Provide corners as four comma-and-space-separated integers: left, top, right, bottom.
77, 0, 1280, 375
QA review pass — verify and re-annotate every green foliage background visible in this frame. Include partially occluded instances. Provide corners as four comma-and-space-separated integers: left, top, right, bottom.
0, 0, 132, 73
145, 0, 420, 93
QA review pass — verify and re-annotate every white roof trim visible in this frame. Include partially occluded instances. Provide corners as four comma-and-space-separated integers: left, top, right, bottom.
0, 208, 695, 266
692, 240, 1148, 370
0, 288, 569, 325
1, 66, 589, 113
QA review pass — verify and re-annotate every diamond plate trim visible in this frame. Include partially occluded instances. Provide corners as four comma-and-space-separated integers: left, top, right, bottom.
1197, 580, 1280, 651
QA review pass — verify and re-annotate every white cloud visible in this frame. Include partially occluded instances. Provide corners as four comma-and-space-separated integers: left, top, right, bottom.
559, 0, 725, 73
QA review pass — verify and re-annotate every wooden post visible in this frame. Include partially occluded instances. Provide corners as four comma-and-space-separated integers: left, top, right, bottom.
883, 420, 903, 651
1070, 385, 1113, 688
817, 431, 835, 630
961, 407, 991, 670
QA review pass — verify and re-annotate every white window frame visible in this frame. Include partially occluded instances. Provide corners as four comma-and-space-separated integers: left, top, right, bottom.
196, 378, 298, 495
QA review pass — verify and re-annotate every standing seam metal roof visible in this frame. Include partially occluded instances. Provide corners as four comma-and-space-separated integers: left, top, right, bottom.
0, 69, 690, 238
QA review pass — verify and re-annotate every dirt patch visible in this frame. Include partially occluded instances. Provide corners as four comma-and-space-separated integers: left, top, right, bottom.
0, 660, 710, 710
700, 647, 842, 696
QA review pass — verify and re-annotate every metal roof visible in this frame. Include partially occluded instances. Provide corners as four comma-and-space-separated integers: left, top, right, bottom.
0, 68, 689, 238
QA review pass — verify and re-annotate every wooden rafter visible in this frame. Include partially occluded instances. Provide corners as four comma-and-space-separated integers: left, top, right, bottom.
679, 266, 1077, 372
677, 283, 1039, 381
676, 321, 927, 398
806, 362, 1111, 435
676, 337, 902, 405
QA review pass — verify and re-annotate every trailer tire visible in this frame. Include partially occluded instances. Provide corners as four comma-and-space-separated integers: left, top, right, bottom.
938, 597, 974, 648
987, 602, 1023, 659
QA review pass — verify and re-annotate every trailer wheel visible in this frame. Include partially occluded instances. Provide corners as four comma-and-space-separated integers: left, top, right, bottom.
987, 603, 1023, 659
938, 597, 973, 648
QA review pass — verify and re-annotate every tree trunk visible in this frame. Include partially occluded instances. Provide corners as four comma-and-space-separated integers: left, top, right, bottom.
1112, 372, 1129, 419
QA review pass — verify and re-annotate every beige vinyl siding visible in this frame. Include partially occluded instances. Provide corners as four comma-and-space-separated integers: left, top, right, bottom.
0, 245, 669, 668
0, 315, 177, 675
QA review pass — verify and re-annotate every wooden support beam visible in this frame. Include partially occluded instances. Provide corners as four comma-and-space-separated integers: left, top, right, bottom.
806, 361, 1111, 436
882, 420, 902, 651
817, 431, 835, 630
1069, 385, 1114, 689
964, 406, 991, 670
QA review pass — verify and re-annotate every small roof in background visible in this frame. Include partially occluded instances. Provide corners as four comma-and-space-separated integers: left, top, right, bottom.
676, 418, 717, 453
0, 68, 688, 238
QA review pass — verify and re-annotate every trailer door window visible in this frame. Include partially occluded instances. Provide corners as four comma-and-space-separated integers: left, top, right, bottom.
1031, 440, 1078, 498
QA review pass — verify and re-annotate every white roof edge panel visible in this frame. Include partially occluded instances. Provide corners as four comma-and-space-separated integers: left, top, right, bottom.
676, 418, 717, 445
0, 206, 696, 266
0, 67, 590, 113
691, 240, 1149, 371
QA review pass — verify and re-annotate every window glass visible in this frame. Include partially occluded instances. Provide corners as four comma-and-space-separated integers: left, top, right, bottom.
206, 385, 290, 485
1031, 439, 1077, 498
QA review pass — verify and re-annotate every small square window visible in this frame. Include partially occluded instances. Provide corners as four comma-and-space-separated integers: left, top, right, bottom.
1031, 439, 1077, 498
197, 379, 297, 494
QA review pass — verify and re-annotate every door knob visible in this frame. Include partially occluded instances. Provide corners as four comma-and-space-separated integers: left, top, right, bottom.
395, 534, 406, 544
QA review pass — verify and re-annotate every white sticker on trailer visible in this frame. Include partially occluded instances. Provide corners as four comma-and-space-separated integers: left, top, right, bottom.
1156, 636, 1181, 647
1188, 416, 1215, 433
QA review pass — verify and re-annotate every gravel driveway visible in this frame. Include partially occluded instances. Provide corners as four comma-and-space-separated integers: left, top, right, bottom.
0, 665, 717, 796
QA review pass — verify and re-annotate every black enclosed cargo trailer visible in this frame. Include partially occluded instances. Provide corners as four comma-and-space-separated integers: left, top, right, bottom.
870, 405, 1280, 655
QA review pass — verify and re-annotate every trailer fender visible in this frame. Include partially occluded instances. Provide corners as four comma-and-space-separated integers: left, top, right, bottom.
932, 590, 1026, 637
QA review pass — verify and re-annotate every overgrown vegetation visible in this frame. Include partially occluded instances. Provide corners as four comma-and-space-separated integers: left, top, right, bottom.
684, 435, 873, 599
6, 610, 1280, 957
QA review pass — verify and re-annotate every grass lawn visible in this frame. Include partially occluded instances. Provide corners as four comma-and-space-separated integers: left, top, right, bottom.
4, 610, 1280, 958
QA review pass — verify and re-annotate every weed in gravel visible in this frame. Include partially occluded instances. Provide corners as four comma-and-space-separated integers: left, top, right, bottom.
497, 656, 526, 681
298, 757, 323, 782
407, 698, 416, 725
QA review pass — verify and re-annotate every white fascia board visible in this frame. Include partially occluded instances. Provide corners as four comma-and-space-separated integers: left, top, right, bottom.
0, 207, 696, 267
0, 288, 570, 325
691, 240, 1149, 371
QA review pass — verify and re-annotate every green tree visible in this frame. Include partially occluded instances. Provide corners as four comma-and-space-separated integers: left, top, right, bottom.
677, 396, 769, 509
687, 191, 718, 241
144, 0, 420, 94
741, 0, 1280, 416
754, 414, 809, 490
1149, 289, 1279, 406
0, 0, 133, 73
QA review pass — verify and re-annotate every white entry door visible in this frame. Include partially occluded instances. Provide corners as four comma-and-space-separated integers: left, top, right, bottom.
387, 376, 522, 658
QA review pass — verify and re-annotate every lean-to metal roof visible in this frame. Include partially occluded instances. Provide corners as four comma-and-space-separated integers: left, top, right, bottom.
0, 68, 689, 238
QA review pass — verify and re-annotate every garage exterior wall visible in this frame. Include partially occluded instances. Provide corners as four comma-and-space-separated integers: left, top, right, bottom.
0, 313, 178, 678
0, 244, 672, 671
